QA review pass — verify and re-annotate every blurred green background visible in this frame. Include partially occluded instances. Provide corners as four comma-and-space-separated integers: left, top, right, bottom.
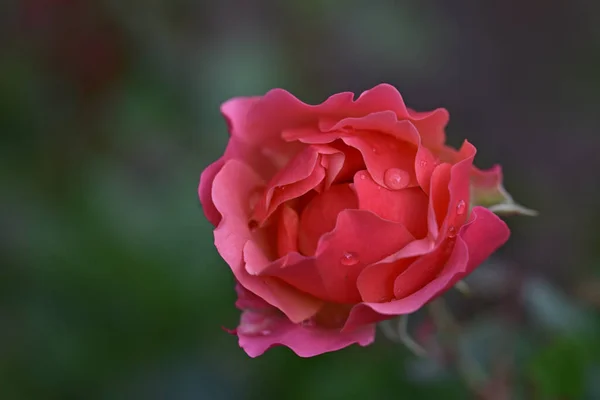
2, 0, 600, 399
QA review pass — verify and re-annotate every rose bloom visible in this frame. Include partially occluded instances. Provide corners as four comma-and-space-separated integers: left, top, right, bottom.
199, 84, 523, 357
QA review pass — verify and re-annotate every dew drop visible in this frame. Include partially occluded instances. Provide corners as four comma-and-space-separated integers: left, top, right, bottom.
260, 330, 272, 336
371, 147, 378, 154
456, 200, 466, 215
340, 252, 359, 266
419, 160, 428, 167
383, 168, 409, 190
448, 226, 457, 238
359, 172, 367, 180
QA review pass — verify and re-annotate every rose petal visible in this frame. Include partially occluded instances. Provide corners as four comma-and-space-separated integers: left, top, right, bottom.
342, 235, 468, 331
313, 209, 414, 303
258, 252, 329, 301
253, 147, 326, 223
220, 96, 260, 138
237, 309, 375, 358
322, 111, 417, 144
439, 141, 476, 238
428, 163, 452, 238
221, 98, 300, 180
298, 183, 359, 256
408, 107, 449, 150
232, 281, 374, 358
354, 170, 428, 238
414, 145, 437, 195
392, 238, 454, 299
342, 206, 509, 331
277, 205, 299, 258
325, 142, 365, 185
356, 257, 415, 303
213, 160, 322, 323
342, 131, 418, 189
447, 206, 510, 285
199, 158, 225, 227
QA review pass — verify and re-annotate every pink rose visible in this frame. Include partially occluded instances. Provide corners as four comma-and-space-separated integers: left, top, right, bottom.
199, 84, 523, 357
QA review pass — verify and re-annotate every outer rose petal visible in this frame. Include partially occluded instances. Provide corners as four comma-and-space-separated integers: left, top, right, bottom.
237, 309, 375, 358
440, 141, 476, 238
246, 84, 445, 151
435, 141, 536, 217
220, 96, 260, 138
450, 206, 510, 283
212, 159, 322, 323
231, 283, 374, 357
350, 85, 449, 149
199, 158, 225, 227
342, 207, 509, 331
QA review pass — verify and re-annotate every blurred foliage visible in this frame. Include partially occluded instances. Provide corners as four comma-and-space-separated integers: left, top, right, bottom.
1, 0, 600, 399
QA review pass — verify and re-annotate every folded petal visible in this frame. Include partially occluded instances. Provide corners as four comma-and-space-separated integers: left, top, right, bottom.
354, 170, 428, 238
313, 209, 414, 303
237, 309, 375, 358
213, 160, 322, 323
199, 158, 225, 227
342, 236, 469, 331
277, 205, 300, 258
252, 146, 326, 223
220, 96, 260, 138
428, 162, 452, 238
448, 206, 510, 285
298, 183, 358, 256
342, 131, 418, 190
342, 206, 509, 331
439, 141, 476, 238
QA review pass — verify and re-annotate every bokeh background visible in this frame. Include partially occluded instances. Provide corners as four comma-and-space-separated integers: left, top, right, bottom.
2, 0, 600, 398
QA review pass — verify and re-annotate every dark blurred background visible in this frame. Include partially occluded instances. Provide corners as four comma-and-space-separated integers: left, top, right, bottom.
2, 0, 600, 399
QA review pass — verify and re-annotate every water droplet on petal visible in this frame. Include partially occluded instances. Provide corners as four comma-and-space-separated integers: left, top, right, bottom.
383, 168, 409, 190
372, 147, 378, 154
419, 160, 428, 167
359, 172, 367, 180
340, 252, 359, 266
448, 226, 457, 238
456, 200, 466, 215
260, 330, 272, 336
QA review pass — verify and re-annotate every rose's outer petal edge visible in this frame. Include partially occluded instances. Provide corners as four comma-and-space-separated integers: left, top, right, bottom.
212, 159, 323, 324
199, 158, 225, 227
341, 206, 510, 331
238, 316, 376, 358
